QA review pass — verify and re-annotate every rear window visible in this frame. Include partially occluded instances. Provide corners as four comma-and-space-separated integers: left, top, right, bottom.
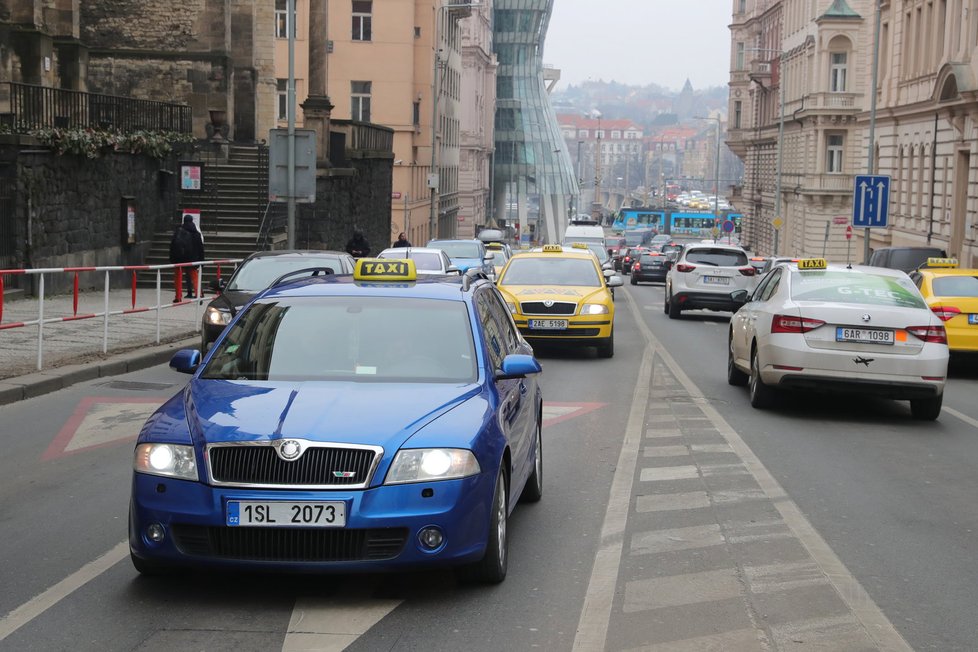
639, 254, 661, 263
932, 275, 978, 297
790, 271, 927, 309
684, 248, 748, 267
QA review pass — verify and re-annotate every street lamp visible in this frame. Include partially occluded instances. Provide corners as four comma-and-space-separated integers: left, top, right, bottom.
694, 114, 723, 240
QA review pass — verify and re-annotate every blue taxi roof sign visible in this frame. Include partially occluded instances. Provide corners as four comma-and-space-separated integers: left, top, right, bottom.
798, 258, 828, 270
926, 257, 959, 268
354, 258, 417, 282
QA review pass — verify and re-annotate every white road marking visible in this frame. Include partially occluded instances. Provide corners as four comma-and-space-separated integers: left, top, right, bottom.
639, 465, 699, 482
623, 628, 764, 652
572, 288, 912, 651
945, 406, 978, 430
630, 524, 724, 556
282, 597, 402, 652
0, 541, 128, 642
623, 568, 743, 612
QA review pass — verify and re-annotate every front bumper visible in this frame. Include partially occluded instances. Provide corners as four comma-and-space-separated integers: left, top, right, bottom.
633, 268, 668, 282
672, 290, 741, 312
130, 471, 494, 572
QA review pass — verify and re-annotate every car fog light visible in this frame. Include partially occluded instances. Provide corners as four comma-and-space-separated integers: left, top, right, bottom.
418, 527, 444, 550
146, 524, 165, 543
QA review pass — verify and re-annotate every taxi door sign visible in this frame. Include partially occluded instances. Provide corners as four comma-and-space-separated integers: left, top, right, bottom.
354, 258, 417, 281
798, 258, 828, 270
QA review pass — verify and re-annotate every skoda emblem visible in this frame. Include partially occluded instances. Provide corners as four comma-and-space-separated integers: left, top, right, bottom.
544, 300, 554, 308
277, 439, 303, 461
861, 313, 872, 323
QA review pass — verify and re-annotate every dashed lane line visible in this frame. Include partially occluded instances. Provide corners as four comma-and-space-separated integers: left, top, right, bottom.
945, 405, 978, 430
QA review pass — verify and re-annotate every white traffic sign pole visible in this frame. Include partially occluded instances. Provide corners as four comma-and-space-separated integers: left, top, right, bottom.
864, 0, 882, 264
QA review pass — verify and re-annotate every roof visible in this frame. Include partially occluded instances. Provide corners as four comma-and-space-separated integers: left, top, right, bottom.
378, 247, 445, 255
258, 270, 488, 302
245, 250, 349, 259
821, 0, 860, 19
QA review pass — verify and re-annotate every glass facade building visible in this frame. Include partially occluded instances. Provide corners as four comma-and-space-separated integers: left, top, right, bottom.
492, 0, 578, 244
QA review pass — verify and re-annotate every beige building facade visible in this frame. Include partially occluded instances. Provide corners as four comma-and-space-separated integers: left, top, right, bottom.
273, 1, 494, 246
729, 0, 978, 266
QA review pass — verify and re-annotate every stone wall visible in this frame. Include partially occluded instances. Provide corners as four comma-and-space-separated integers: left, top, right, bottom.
1, 141, 183, 294
296, 157, 394, 255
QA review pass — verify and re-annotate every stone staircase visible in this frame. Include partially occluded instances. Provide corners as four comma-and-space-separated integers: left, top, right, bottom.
140, 144, 274, 290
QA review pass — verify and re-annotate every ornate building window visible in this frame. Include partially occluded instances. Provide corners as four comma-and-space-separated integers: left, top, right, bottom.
827, 134, 844, 173
275, 0, 294, 39
352, 1, 372, 41
830, 52, 848, 92
351, 81, 371, 121
277, 79, 288, 120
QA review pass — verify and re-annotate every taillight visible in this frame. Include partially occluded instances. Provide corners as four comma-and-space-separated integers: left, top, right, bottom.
770, 314, 826, 333
675, 263, 696, 272
906, 325, 948, 344
738, 266, 756, 276
930, 305, 961, 322
632, 262, 641, 271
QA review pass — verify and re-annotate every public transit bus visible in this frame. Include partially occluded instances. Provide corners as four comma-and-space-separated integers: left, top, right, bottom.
612, 208, 666, 232
668, 212, 743, 237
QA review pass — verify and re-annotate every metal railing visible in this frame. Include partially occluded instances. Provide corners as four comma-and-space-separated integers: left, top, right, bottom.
2, 82, 192, 133
0, 259, 241, 371
330, 120, 394, 153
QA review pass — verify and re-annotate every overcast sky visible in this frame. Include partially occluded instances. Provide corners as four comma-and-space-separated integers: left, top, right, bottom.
544, 0, 733, 92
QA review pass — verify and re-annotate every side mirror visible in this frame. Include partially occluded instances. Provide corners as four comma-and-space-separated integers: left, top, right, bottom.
447, 265, 460, 274
602, 262, 614, 271
496, 353, 542, 380
170, 349, 202, 374
730, 289, 750, 307
484, 253, 494, 262
606, 275, 625, 288
603, 268, 615, 278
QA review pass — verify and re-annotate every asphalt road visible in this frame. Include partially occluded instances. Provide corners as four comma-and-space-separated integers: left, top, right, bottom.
1, 281, 976, 650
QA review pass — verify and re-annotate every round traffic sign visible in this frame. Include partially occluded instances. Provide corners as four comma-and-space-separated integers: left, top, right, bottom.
845, 225, 853, 240
721, 219, 736, 233
772, 216, 783, 230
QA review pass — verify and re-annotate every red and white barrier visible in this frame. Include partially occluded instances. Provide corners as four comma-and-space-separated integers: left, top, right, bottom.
0, 259, 241, 371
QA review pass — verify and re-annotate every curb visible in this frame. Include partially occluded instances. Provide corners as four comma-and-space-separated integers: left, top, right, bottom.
0, 337, 199, 407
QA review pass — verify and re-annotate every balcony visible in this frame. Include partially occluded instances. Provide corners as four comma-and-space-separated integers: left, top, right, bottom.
798, 173, 853, 196
797, 92, 862, 116
750, 61, 772, 77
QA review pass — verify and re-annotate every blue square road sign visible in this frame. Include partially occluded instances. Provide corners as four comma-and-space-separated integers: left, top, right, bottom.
852, 175, 890, 228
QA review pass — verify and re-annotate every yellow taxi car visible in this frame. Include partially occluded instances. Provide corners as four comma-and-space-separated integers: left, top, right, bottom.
910, 257, 978, 352
495, 244, 624, 357
484, 242, 511, 278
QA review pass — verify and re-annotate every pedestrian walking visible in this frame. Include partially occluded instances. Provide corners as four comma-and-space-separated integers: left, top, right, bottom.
169, 215, 205, 302
345, 230, 371, 258
392, 232, 412, 248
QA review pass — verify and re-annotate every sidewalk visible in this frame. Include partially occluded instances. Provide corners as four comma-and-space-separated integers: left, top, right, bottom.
0, 287, 206, 405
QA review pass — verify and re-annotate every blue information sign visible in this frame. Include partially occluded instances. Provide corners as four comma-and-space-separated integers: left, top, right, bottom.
852, 175, 891, 228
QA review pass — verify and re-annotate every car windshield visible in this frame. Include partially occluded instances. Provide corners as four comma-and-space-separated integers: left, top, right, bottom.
604, 238, 622, 247
226, 257, 341, 292
430, 241, 482, 259
685, 248, 748, 267
889, 249, 942, 271
379, 250, 444, 271
932, 275, 978, 297
500, 257, 602, 286
201, 297, 477, 382
660, 244, 682, 253
790, 271, 928, 309
488, 251, 508, 266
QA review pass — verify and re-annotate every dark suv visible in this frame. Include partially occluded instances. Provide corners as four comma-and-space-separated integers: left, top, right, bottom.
867, 246, 947, 273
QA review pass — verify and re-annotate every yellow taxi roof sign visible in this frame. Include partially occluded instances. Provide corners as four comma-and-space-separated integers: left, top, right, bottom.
485, 242, 504, 250
798, 258, 828, 270
542, 244, 563, 253
927, 257, 959, 268
354, 258, 417, 281
570, 242, 589, 250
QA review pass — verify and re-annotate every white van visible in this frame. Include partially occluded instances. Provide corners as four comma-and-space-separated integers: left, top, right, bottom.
562, 224, 605, 246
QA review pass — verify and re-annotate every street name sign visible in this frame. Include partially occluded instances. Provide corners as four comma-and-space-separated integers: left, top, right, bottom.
852, 175, 890, 227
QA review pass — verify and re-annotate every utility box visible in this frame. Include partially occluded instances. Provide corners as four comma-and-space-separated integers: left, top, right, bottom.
268, 129, 317, 202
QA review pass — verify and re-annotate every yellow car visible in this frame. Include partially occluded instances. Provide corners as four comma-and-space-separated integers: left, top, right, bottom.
496, 244, 624, 357
911, 258, 978, 353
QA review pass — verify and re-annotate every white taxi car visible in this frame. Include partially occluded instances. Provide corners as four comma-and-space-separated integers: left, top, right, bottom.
727, 259, 949, 420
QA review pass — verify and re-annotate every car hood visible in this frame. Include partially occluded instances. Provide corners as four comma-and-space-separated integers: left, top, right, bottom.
184, 380, 481, 452
207, 290, 257, 312
498, 285, 610, 305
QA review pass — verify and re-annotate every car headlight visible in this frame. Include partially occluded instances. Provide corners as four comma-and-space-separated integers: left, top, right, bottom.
134, 443, 199, 481
505, 301, 518, 314
580, 303, 610, 315
384, 449, 481, 484
204, 306, 232, 325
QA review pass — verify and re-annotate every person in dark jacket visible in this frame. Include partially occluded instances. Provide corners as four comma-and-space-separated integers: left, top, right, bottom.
169, 215, 206, 302
391, 232, 412, 248
345, 230, 371, 258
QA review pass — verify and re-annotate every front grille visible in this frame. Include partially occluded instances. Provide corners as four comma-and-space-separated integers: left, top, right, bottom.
209, 445, 376, 487
172, 525, 408, 561
519, 327, 600, 337
520, 301, 577, 315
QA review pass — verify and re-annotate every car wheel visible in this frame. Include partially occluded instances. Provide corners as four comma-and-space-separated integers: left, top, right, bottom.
727, 334, 748, 386
520, 417, 543, 503
910, 395, 943, 421
748, 346, 776, 409
663, 291, 670, 314
464, 467, 508, 583
630, 276, 638, 285
668, 295, 682, 320
597, 330, 614, 358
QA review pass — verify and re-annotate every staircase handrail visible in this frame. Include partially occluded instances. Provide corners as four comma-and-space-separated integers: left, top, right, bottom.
256, 201, 275, 250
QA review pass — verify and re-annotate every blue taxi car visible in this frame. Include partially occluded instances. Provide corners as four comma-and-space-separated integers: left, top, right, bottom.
130, 260, 543, 583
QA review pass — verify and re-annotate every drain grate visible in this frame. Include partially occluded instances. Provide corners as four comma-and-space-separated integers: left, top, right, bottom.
99, 380, 176, 391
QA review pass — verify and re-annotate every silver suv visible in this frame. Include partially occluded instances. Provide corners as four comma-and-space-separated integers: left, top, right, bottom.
664, 245, 758, 319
